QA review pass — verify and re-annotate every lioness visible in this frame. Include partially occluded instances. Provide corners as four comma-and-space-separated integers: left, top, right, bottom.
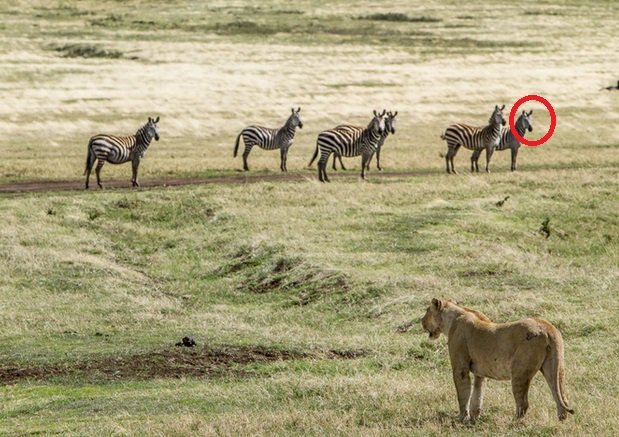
421, 298, 574, 422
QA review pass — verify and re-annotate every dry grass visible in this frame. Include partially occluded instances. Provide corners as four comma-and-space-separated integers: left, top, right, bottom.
0, 0, 618, 183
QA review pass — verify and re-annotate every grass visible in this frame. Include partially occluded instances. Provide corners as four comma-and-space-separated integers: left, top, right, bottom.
1, 167, 618, 434
1, 0, 619, 435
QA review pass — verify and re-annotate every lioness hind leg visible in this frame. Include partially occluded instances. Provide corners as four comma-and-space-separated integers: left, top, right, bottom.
511, 348, 545, 419
512, 374, 534, 418
470, 375, 485, 420
452, 368, 472, 422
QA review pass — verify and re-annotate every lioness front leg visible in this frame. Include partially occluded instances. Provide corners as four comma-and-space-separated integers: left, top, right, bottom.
452, 368, 472, 422
470, 375, 485, 420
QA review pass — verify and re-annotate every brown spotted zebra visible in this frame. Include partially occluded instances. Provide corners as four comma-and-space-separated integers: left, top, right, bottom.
234, 108, 303, 172
84, 117, 160, 189
441, 105, 506, 174
315, 110, 385, 182
470, 110, 533, 172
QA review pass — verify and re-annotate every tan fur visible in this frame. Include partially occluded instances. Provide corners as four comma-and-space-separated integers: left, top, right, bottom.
421, 298, 574, 422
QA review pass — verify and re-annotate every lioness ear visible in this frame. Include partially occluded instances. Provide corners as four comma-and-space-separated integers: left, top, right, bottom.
431, 298, 444, 311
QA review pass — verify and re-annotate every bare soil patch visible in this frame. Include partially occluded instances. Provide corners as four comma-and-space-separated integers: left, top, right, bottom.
0, 171, 428, 194
0, 345, 367, 384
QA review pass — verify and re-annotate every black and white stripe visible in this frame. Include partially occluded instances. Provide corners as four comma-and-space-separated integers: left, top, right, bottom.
315, 110, 385, 182
471, 110, 533, 172
441, 105, 506, 174
308, 111, 397, 172
84, 117, 160, 189
234, 108, 303, 172
367, 110, 397, 171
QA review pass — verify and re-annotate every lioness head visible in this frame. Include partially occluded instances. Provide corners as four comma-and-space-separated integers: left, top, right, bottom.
421, 298, 448, 340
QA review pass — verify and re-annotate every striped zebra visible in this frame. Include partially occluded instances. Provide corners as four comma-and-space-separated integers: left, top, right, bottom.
441, 105, 506, 174
308, 110, 397, 172
84, 116, 160, 189
315, 110, 385, 182
233, 108, 303, 172
368, 110, 398, 171
470, 109, 533, 172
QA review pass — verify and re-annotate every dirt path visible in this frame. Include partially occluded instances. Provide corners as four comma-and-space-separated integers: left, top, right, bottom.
0, 171, 429, 194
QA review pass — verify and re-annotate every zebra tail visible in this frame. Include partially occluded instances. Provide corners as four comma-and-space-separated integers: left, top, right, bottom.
440, 132, 446, 141
83, 138, 94, 175
233, 131, 242, 157
308, 143, 319, 167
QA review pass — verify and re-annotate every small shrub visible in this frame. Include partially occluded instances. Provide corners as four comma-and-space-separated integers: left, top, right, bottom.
51, 43, 123, 59
359, 13, 441, 23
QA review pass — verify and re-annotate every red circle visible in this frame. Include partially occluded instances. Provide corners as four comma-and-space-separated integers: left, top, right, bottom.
509, 95, 556, 147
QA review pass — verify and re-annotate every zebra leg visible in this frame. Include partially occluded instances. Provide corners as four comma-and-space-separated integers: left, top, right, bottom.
511, 147, 519, 171
84, 148, 96, 189
318, 153, 331, 183
449, 145, 460, 174
376, 147, 382, 171
471, 149, 481, 173
95, 159, 105, 189
332, 154, 338, 171
485, 146, 495, 173
339, 155, 346, 171
284, 148, 289, 172
445, 149, 452, 174
242, 144, 252, 171
280, 148, 286, 172
131, 156, 141, 187
361, 153, 371, 180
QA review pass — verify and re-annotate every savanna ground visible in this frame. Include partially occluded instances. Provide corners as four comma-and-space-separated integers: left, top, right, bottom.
1, 0, 618, 435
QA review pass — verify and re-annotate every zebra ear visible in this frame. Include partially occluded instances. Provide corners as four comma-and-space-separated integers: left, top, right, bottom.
500, 104, 505, 110
155, 116, 160, 123
148, 117, 152, 123
381, 109, 386, 117
527, 110, 533, 115
297, 107, 301, 113
373, 110, 378, 117
291, 108, 294, 114
393, 111, 398, 117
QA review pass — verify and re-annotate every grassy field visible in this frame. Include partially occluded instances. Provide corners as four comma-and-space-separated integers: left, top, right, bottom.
1, 0, 619, 435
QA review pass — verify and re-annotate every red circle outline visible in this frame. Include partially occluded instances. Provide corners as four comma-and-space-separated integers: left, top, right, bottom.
509, 95, 556, 147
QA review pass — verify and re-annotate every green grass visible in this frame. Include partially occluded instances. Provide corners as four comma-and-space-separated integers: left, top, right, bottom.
1, 166, 618, 434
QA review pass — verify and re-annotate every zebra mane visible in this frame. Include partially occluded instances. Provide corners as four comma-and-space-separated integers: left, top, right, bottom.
135, 122, 150, 137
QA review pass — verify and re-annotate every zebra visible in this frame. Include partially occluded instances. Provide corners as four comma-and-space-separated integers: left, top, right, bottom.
233, 108, 303, 172
84, 116, 160, 189
315, 110, 385, 182
369, 110, 398, 171
441, 105, 506, 174
308, 110, 397, 172
470, 109, 533, 172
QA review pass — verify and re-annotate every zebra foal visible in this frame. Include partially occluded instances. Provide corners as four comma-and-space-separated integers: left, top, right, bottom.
84, 116, 160, 189
315, 110, 385, 182
441, 105, 506, 174
234, 108, 303, 172
470, 109, 533, 172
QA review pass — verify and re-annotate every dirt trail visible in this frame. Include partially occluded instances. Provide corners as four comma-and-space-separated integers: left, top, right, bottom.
0, 345, 366, 383
0, 171, 429, 194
